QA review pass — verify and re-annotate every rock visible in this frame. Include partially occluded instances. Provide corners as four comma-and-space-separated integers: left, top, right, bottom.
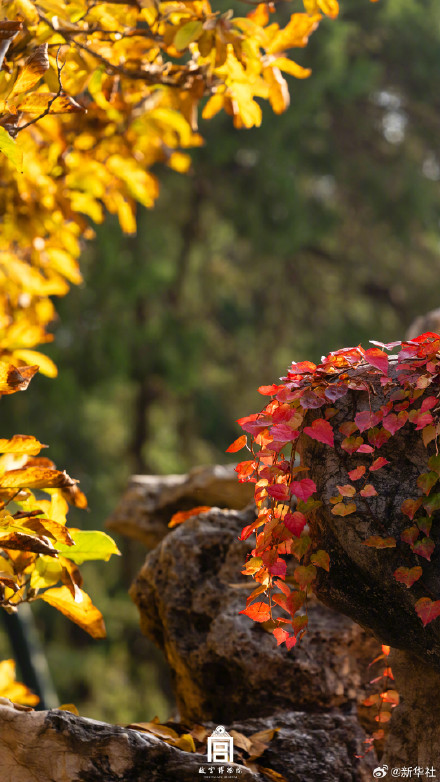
382, 649, 440, 769
227, 710, 376, 782
0, 703, 257, 782
106, 465, 254, 548
406, 308, 440, 340
0, 703, 375, 782
130, 505, 378, 725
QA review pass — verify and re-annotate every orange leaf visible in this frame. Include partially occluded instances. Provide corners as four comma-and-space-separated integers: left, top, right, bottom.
226, 435, 247, 453
239, 601, 271, 622
169, 506, 211, 528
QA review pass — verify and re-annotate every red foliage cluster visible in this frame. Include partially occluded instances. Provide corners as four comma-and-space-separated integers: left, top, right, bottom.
230, 333, 440, 651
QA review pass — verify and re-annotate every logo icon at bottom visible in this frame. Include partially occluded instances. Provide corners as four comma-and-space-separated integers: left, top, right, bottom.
373, 767, 388, 779
207, 726, 234, 763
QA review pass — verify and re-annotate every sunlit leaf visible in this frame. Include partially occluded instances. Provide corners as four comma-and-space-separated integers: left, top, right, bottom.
239, 601, 271, 622
39, 586, 106, 638
17, 92, 84, 115
0, 127, 23, 173
10, 44, 49, 98
56, 530, 121, 564
0, 659, 39, 706
168, 506, 212, 528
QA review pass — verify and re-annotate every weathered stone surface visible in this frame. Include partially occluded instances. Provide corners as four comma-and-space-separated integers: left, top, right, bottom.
298, 361, 440, 669
106, 464, 254, 548
130, 505, 378, 724
382, 649, 440, 769
227, 710, 376, 782
0, 703, 375, 782
0, 703, 257, 782
406, 308, 440, 340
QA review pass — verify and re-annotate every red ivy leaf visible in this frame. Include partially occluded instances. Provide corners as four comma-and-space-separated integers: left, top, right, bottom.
415, 597, 440, 627
401, 497, 423, 520
368, 427, 391, 449
239, 602, 271, 622
348, 466, 366, 481
273, 627, 290, 646
369, 457, 389, 472
409, 409, 434, 431
382, 411, 408, 435
412, 537, 435, 561
336, 484, 356, 497
236, 413, 258, 426
341, 435, 363, 454
355, 410, 382, 433
360, 484, 377, 498
226, 435, 247, 453
357, 444, 374, 454
269, 559, 287, 577
393, 566, 423, 588
270, 424, 299, 443
324, 384, 348, 402
421, 395, 437, 412
267, 483, 290, 502
283, 511, 307, 537
235, 460, 257, 482
300, 389, 326, 409
289, 361, 317, 375
365, 347, 389, 375
401, 526, 419, 545
290, 478, 316, 502
258, 384, 282, 395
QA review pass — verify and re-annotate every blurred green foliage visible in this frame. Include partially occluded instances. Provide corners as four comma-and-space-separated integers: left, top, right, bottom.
2, 0, 440, 723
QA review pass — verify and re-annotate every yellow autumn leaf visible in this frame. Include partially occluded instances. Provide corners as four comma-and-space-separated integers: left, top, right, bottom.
9, 44, 50, 98
263, 66, 290, 114
12, 350, 57, 378
39, 586, 106, 638
17, 92, 85, 114
271, 56, 312, 79
0, 659, 39, 706
266, 13, 321, 55
0, 435, 46, 455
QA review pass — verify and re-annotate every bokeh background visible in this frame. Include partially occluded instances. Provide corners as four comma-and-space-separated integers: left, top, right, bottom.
1, 0, 440, 724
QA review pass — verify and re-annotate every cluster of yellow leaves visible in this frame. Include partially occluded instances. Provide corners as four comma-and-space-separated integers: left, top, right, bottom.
0, 367, 120, 636
0, 0, 377, 648
0, 0, 341, 370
